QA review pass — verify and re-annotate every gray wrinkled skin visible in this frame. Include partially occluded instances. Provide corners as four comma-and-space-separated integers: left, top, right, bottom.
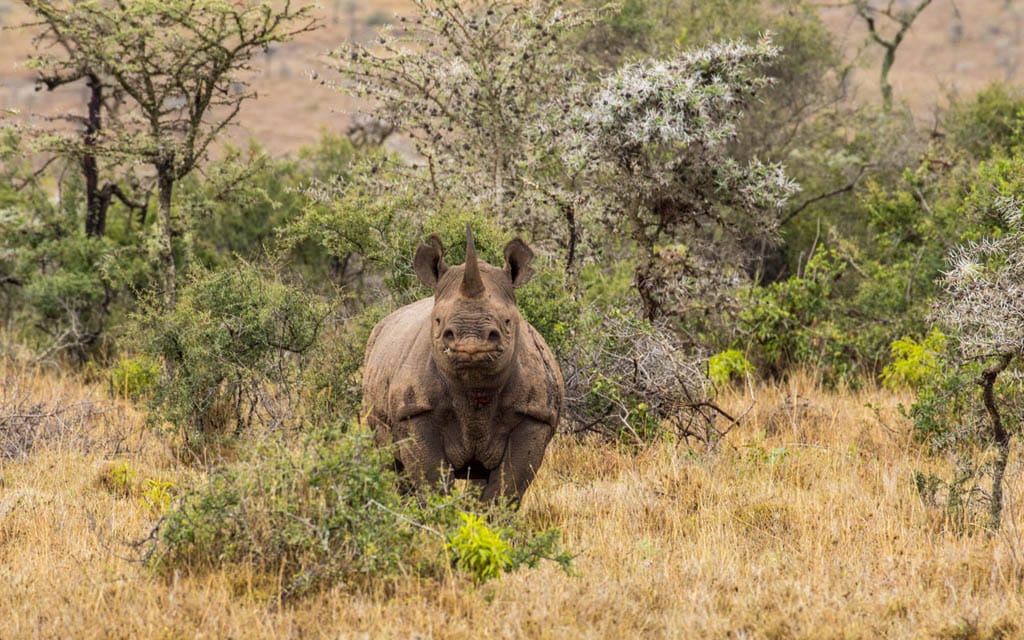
362, 227, 564, 503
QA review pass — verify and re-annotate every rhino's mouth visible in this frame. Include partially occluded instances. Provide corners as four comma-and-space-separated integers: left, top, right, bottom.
443, 346, 502, 368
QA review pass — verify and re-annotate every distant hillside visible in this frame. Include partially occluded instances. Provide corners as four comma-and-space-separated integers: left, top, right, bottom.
819, 0, 1024, 113
1, 0, 1021, 157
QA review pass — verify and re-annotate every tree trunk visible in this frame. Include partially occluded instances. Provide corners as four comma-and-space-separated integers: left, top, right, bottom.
156, 170, 177, 309
561, 200, 579, 281
879, 45, 895, 113
635, 254, 661, 322
980, 353, 1013, 531
83, 73, 106, 237
494, 155, 505, 213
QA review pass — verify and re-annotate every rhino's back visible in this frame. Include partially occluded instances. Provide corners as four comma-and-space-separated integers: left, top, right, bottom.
362, 297, 437, 427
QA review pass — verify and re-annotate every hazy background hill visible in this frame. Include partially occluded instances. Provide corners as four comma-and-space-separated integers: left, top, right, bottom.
3, 0, 1023, 156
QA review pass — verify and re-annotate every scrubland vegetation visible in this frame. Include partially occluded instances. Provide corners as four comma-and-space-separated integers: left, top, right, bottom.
4, 0, 1024, 637
3, 366, 1024, 638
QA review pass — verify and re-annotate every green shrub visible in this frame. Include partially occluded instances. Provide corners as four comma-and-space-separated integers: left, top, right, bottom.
906, 353, 980, 449
8, 228, 149, 362
740, 247, 855, 383
286, 154, 514, 304
108, 355, 160, 400
945, 82, 1024, 159
708, 349, 753, 388
423, 492, 574, 583
302, 302, 391, 423
0, 161, 153, 362
906, 360, 995, 534
153, 429, 412, 597
447, 512, 513, 582
880, 327, 947, 391
152, 427, 573, 598
134, 262, 329, 448
141, 478, 177, 515
185, 135, 359, 275
517, 262, 580, 356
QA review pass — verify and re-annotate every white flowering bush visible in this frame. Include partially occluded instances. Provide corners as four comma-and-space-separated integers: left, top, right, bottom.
331, 0, 594, 211
567, 36, 800, 324
938, 197, 1024, 360
577, 39, 777, 158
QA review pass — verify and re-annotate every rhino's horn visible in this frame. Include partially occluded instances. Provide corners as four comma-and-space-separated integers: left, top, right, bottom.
461, 223, 485, 298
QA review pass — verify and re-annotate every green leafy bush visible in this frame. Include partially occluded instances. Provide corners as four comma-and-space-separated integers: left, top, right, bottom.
141, 478, 177, 515
880, 328, 947, 391
185, 135, 360, 275
708, 349, 753, 388
134, 263, 329, 448
447, 512, 513, 582
944, 83, 1024, 159
740, 247, 855, 383
286, 153, 512, 303
301, 302, 390, 423
108, 355, 160, 400
153, 429, 411, 597
152, 427, 573, 597
443, 509, 573, 583
5, 221, 150, 362
904, 358, 993, 533
516, 262, 580, 356
0, 148, 152, 363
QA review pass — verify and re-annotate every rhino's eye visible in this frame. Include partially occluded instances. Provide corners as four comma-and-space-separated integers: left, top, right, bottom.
435, 317, 441, 326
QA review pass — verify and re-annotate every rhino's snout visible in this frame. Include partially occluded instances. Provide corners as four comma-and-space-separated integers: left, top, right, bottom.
441, 322, 505, 366
443, 328, 501, 349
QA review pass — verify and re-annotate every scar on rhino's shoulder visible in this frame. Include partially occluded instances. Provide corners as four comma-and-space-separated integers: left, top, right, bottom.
395, 385, 432, 421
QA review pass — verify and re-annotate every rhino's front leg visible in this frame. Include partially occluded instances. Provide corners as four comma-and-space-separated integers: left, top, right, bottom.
482, 418, 555, 504
396, 417, 449, 491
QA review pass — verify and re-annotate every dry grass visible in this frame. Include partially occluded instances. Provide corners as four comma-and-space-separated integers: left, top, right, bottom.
3, 362, 1024, 639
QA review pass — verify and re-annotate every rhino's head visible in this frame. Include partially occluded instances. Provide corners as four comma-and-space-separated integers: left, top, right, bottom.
413, 225, 535, 388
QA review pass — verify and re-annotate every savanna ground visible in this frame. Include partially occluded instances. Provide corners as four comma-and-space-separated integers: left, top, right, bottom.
3, 359, 1022, 639
6, 0, 1024, 637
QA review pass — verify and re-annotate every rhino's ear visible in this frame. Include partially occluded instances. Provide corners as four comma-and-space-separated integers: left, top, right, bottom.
503, 238, 534, 288
414, 234, 448, 289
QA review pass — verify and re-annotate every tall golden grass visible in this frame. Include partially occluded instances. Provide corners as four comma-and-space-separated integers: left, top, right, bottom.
2, 361, 1022, 639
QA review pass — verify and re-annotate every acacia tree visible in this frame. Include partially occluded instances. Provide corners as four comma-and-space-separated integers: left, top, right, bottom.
852, 0, 933, 112
22, 0, 318, 307
22, 23, 144, 239
316, 1, 791, 439
933, 195, 1024, 530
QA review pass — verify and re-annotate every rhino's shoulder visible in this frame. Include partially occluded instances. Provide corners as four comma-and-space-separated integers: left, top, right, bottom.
363, 297, 447, 421
504, 321, 564, 426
